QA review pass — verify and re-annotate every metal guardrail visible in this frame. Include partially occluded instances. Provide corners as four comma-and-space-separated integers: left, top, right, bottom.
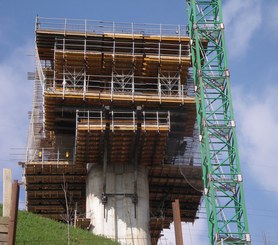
53, 37, 190, 58
76, 110, 171, 132
36, 16, 187, 37
26, 148, 74, 163
44, 76, 193, 101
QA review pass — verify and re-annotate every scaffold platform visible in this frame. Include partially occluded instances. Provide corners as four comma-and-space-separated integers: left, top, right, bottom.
25, 17, 203, 244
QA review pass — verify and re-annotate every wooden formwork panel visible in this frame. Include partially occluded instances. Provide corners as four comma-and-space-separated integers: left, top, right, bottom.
75, 127, 169, 166
148, 165, 203, 241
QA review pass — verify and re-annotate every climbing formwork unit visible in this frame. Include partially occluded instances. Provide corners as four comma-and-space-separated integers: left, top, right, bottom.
186, 0, 250, 244
24, 17, 204, 244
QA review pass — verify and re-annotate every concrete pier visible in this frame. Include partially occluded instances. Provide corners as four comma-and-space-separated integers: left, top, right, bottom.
3, 168, 12, 217
86, 164, 151, 245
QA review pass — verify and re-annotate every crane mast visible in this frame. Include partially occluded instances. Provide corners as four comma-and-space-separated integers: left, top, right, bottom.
186, 0, 251, 244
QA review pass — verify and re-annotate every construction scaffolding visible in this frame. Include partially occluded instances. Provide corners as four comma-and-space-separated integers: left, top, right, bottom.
25, 17, 203, 244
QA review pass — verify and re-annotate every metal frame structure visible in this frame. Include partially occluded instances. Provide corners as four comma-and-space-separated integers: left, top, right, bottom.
41, 38, 193, 102
186, 0, 250, 244
26, 17, 205, 244
75, 110, 171, 133
36, 17, 187, 37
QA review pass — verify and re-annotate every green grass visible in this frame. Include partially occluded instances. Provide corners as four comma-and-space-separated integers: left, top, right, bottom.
0, 205, 119, 244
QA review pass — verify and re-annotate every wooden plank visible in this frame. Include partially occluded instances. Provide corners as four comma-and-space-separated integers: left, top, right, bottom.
0, 233, 8, 242
0, 218, 9, 225
45, 92, 195, 104
0, 224, 9, 233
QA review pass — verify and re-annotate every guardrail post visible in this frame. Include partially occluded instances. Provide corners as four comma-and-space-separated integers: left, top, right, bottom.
35, 15, 39, 30
158, 73, 161, 104
64, 18, 67, 36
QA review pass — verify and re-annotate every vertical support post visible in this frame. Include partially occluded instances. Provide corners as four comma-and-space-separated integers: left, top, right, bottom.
158, 70, 161, 104
3, 168, 12, 217
172, 199, 183, 245
102, 106, 110, 218
62, 36, 66, 99
7, 180, 20, 245
111, 71, 114, 101
35, 15, 39, 30
53, 41, 56, 89
111, 23, 116, 103
83, 67, 87, 100
84, 19, 87, 37
131, 25, 135, 102
73, 110, 79, 164
83, 38, 87, 100
112, 30, 116, 57
178, 24, 182, 64
64, 18, 67, 36
158, 42, 161, 63
132, 68, 135, 102
62, 66, 66, 100
131, 107, 142, 219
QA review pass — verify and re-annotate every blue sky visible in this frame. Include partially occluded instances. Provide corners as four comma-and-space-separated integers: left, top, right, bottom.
0, 0, 278, 244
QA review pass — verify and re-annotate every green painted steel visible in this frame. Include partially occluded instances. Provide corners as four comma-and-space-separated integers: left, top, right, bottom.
186, 0, 250, 244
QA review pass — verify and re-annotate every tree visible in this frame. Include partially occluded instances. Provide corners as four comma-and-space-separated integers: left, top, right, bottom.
61, 174, 75, 245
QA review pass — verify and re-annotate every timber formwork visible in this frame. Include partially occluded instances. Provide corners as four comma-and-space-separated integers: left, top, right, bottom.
25, 17, 203, 244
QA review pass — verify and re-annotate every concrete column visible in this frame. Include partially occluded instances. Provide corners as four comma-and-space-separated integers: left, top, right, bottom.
3, 168, 12, 217
86, 164, 151, 245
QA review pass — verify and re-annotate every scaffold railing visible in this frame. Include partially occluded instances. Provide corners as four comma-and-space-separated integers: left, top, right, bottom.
76, 110, 170, 132
53, 36, 190, 57
36, 16, 187, 37
26, 147, 74, 164
45, 75, 194, 100
35, 47, 46, 88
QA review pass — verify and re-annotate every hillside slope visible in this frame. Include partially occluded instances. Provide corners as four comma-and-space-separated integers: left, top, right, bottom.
0, 205, 119, 244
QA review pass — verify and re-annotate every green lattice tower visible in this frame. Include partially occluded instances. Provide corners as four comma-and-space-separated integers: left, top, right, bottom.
186, 0, 251, 244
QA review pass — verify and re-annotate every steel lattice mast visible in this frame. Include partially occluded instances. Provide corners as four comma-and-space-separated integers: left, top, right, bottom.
186, 0, 251, 244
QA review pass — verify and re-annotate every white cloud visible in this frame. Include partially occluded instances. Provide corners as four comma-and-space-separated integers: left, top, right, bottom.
265, 3, 278, 39
223, 0, 262, 58
0, 41, 34, 184
234, 85, 278, 198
